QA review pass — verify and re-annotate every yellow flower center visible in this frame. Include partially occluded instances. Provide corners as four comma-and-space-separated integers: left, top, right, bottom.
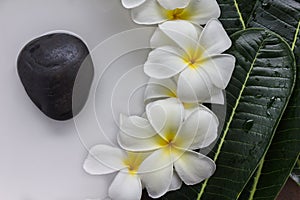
155, 131, 177, 148
167, 90, 177, 98
165, 8, 190, 20
183, 49, 204, 69
123, 152, 146, 175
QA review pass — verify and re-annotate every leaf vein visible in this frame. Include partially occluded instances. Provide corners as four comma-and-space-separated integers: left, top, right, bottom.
234, 0, 246, 29
197, 35, 268, 199
292, 19, 300, 51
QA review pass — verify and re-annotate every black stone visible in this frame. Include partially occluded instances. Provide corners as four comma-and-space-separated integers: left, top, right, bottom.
17, 33, 94, 121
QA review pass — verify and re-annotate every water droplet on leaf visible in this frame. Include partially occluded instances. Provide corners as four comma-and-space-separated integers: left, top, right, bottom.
256, 94, 263, 98
252, 12, 257, 21
243, 119, 254, 132
274, 71, 281, 77
267, 96, 276, 108
262, 1, 271, 9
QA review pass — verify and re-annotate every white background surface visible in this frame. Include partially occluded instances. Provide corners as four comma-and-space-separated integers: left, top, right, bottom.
0, 0, 152, 199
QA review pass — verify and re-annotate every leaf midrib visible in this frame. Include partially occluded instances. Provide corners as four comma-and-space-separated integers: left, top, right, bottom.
248, 156, 265, 200
244, 17, 300, 200
292, 19, 300, 51
197, 34, 268, 200
234, 0, 246, 29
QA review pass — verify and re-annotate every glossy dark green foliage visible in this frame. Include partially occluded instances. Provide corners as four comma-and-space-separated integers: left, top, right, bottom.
209, 1, 300, 199
159, 29, 296, 200
216, 0, 243, 34
248, 0, 300, 44
236, 0, 257, 25
216, 0, 256, 35
198, 29, 296, 200
151, 1, 300, 200
238, 1, 300, 199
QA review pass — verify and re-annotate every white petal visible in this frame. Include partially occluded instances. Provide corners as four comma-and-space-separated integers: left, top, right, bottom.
183, 103, 200, 119
201, 54, 236, 89
151, 23, 203, 49
177, 67, 223, 103
83, 145, 126, 175
139, 148, 173, 198
144, 78, 177, 104
108, 171, 142, 200
150, 27, 178, 49
158, 0, 190, 10
120, 114, 156, 138
174, 149, 216, 185
144, 46, 187, 79
168, 171, 183, 191
118, 131, 163, 152
210, 89, 224, 104
122, 0, 145, 9
186, 0, 220, 24
146, 98, 184, 139
131, 0, 167, 25
199, 19, 232, 55
158, 20, 200, 53
175, 106, 219, 150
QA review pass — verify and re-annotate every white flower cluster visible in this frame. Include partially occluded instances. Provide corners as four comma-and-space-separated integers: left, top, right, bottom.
84, 0, 236, 199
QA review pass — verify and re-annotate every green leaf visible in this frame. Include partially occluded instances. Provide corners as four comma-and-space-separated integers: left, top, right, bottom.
237, 1, 300, 199
159, 29, 296, 200
197, 29, 296, 200
217, 0, 257, 34
248, 0, 300, 46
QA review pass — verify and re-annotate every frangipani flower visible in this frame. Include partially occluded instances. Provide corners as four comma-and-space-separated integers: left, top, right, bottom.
118, 98, 218, 198
122, 0, 190, 10
83, 145, 180, 200
144, 77, 207, 118
144, 78, 178, 103
145, 77, 224, 107
83, 145, 147, 200
131, 0, 220, 25
144, 19, 235, 103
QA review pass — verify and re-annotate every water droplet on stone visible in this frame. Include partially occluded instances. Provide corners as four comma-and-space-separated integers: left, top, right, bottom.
243, 119, 254, 132
17, 33, 94, 120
